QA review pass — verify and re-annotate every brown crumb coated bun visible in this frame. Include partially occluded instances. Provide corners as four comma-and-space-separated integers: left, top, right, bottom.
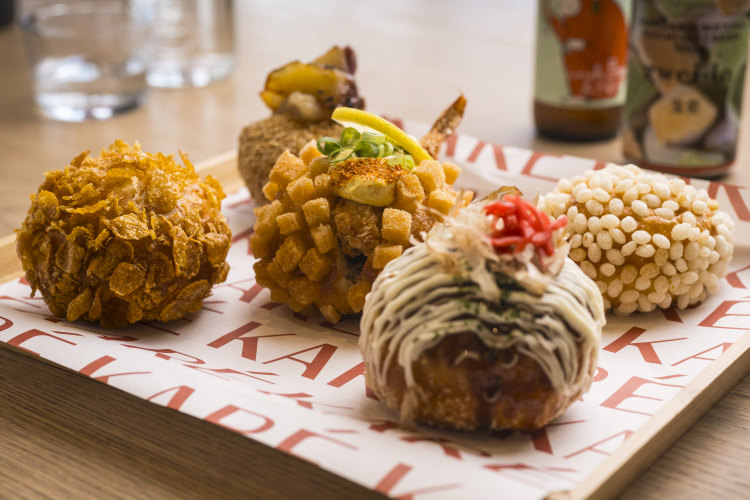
16, 141, 231, 329
251, 142, 470, 324
538, 164, 735, 314
360, 201, 604, 431
238, 114, 343, 203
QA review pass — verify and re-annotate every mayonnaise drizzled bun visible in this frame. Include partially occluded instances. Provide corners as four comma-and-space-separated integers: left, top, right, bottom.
359, 192, 605, 430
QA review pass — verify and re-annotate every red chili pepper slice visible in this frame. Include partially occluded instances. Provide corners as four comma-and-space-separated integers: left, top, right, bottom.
483, 195, 567, 262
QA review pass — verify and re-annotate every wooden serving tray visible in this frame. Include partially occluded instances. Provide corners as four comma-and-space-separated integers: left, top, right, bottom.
2, 150, 749, 500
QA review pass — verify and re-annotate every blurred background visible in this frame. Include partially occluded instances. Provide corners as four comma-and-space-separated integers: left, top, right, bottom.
0, 0, 628, 235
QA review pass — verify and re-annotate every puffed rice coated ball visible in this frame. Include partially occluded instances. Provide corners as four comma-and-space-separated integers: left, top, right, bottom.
538, 164, 735, 315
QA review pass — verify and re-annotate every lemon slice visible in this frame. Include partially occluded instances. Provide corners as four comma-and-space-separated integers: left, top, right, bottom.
331, 107, 433, 163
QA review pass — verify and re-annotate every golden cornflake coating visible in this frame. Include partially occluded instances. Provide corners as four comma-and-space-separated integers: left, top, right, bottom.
16, 140, 231, 329
251, 142, 471, 323
538, 164, 735, 315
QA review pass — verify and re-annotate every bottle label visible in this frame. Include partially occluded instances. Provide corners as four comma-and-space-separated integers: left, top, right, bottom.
535, 0, 632, 109
624, 0, 749, 176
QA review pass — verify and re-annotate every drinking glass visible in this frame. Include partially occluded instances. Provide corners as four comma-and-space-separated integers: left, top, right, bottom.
20, 0, 153, 121
147, 0, 235, 88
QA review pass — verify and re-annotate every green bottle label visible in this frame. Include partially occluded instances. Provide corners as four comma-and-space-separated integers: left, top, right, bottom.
535, 0, 632, 109
624, 0, 749, 176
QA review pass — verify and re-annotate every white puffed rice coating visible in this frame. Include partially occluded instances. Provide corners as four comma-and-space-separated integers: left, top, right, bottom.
538, 164, 735, 315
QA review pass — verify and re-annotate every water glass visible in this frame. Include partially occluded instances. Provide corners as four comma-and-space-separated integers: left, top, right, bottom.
19, 0, 153, 122
147, 0, 235, 88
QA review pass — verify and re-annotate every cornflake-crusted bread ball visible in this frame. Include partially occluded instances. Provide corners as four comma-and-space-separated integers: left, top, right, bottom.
251, 141, 470, 323
538, 164, 735, 314
16, 141, 231, 329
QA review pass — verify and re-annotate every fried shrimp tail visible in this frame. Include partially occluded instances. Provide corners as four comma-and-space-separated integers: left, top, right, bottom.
419, 94, 467, 159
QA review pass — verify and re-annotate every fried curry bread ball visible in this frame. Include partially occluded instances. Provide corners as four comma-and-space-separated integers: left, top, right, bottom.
239, 46, 364, 204
16, 141, 231, 329
360, 196, 604, 430
250, 142, 470, 324
239, 115, 343, 203
538, 164, 735, 315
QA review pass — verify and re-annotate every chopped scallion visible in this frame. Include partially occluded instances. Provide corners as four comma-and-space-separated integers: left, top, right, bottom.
316, 126, 415, 170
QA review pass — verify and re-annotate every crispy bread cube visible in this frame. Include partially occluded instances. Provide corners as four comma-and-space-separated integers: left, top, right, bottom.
253, 199, 279, 222
253, 261, 275, 288
299, 247, 331, 281
269, 151, 308, 186
319, 304, 341, 324
267, 260, 292, 287
381, 208, 412, 245
286, 297, 307, 312
262, 181, 281, 201
276, 211, 304, 235
313, 173, 331, 197
278, 192, 297, 213
270, 288, 288, 304
309, 156, 330, 177
302, 197, 331, 226
373, 243, 403, 269
288, 277, 321, 306
287, 175, 315, 206
414, 160, 446, 193
273, 234, 307, 272
347, 280, 371, 313
250, 233, 275, 259
442, 161, 461, 185
311, 223, 337, 254
299, 140, 323, 165
410, 208, 435, 238
254, 200, 284, 238
426, 189, 455, 215
396, 174, 425, 211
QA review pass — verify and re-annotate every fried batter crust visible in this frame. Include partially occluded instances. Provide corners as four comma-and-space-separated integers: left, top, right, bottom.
332, 199, 382, 257
367, 333, 594, 431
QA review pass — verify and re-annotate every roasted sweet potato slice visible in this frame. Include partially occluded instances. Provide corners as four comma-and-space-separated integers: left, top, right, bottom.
312, 45, 357, 73
261, 61, 363, 114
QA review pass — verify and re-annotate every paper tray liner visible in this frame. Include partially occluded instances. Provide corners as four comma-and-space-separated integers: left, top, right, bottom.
2, 123, 749, 499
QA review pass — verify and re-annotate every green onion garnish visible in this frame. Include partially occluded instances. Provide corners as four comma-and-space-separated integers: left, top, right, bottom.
317, 127, 415, 170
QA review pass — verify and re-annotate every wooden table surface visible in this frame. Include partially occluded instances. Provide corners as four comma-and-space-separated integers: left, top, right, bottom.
0, 1, 748, 498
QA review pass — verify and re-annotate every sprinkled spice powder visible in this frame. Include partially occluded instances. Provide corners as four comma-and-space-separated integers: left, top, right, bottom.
329, 157, 406, 188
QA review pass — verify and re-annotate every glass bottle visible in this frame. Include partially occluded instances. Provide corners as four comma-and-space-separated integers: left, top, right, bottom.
623, 0, 749, 177
534, 0, 632, 141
